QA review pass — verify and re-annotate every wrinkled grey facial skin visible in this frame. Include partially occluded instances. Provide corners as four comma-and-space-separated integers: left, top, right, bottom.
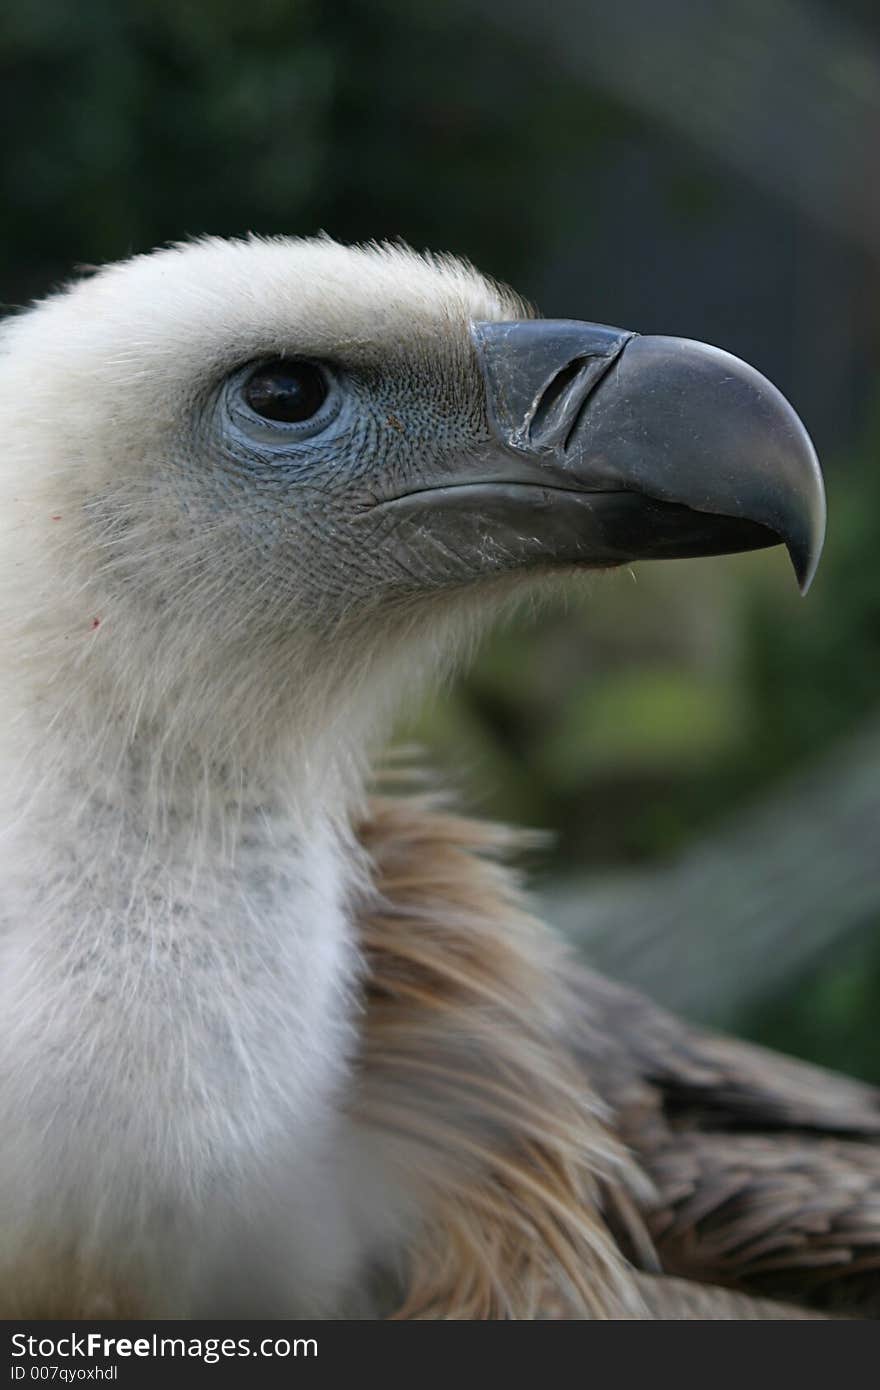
193, 332, 504, 625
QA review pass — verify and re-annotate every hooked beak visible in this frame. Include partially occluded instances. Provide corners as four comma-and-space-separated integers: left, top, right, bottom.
466, 320, 826, 593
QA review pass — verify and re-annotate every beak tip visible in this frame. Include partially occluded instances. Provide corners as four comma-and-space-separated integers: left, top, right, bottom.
790, 443, 827, 596
793, 535, 824, 596
796, 559, 817, 597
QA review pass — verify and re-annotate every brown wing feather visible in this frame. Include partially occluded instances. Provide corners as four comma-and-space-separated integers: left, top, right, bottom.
571, 966, 880, 1313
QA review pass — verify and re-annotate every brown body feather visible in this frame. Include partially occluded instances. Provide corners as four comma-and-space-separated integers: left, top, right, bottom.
353, 795, 649, 1319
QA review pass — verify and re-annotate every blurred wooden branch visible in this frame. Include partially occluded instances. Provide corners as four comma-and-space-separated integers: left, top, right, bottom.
541, 715, 880, 1026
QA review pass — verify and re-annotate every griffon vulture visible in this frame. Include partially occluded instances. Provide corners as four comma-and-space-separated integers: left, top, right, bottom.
4, 235, 872, 1321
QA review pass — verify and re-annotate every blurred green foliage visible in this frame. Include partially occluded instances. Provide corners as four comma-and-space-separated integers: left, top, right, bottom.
3, 0, 880, 1076
746, 411, 880, 771
745, 935, 880, 1084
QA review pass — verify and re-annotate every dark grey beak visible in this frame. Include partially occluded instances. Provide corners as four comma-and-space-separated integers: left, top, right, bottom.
471, 320, 826, 592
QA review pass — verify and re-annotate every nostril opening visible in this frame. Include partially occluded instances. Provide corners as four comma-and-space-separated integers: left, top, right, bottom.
526, 347, 628, 453
528, 357, 589, 441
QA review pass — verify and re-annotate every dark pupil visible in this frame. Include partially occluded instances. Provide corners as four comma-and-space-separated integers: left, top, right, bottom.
244, 360, 328, 422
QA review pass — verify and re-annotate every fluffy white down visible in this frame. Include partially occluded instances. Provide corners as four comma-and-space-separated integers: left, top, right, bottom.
0, 237, 523, 1315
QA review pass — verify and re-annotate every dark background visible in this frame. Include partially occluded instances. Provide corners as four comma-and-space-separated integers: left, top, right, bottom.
4, 0, 880, 1077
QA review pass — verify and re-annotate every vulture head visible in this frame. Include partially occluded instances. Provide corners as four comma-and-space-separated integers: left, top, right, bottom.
0, 237, 827, 1320
0, 236, 824, 780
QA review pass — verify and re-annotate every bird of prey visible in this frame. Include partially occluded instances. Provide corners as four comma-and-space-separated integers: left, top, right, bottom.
3, 235, 866, 1321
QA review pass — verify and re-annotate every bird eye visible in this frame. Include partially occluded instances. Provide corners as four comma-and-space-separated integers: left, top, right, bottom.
243, 360, 329, 423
